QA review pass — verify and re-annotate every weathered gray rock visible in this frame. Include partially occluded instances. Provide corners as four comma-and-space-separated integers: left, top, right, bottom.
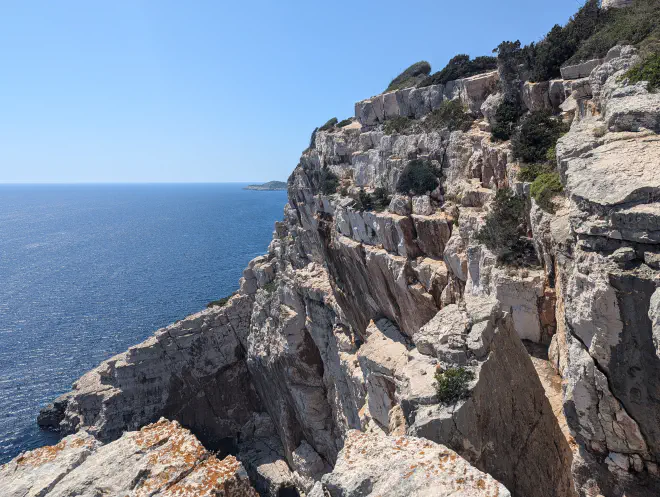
320, 430, 510, 497
410, 301, 576, 497
0, 419, 258, 497
39, 297, 261, 449
561, 59, 602, 80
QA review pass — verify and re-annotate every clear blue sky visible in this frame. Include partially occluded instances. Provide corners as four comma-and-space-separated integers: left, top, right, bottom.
0, 0, 583, 183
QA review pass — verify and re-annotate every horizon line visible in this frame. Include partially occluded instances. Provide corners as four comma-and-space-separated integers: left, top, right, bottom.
0, 180, 287, 185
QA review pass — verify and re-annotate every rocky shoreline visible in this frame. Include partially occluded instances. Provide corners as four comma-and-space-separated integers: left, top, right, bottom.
4, 2, 660, 495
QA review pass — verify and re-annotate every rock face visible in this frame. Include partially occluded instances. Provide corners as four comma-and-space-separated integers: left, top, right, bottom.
0, 419, 258, 497
319, 430, 510, 496
30, 31, 660, 497
39, 299, 262, 453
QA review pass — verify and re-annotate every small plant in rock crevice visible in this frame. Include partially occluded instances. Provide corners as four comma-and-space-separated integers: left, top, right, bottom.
434, 367, 475, 404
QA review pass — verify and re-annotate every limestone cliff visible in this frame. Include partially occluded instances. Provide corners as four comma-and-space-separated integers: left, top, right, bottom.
4, 3, 660, 496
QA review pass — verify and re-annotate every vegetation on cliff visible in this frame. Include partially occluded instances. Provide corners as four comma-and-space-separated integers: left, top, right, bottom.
396, 160, 440, 195
625, 51, 660, 90
418, 54, 497, 88
434, 367, 475, 404
385, 61, 432, 92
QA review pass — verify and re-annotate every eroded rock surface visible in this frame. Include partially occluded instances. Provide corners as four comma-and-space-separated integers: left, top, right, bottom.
319, 430, 510, 496
0, 419, 258, 497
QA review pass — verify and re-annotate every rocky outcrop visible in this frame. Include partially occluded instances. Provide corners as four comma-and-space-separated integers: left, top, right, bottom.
0, 419, 258, 497
38, 298, 262, 453
355, 71, 498, 126
317, 430, 510, 496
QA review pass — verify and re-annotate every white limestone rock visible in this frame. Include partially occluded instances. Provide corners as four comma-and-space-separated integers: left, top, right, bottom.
320, 430, 510, 497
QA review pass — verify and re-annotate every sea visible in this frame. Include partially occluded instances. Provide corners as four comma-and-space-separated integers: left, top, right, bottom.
0, 183, 287, 464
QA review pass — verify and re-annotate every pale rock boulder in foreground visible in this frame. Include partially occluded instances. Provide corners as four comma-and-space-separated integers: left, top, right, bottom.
0, 419, 258, 497
317, 430, 510, 496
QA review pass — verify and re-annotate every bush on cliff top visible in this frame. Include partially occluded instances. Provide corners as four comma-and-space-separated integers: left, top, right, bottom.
319, 117, 338, 131
434, 367, 475, 404
385, 61, 432, 93
423, 99, 474, 132
337, 118, 353, 128
418, 54, 497, 88
396, 160, 440, 195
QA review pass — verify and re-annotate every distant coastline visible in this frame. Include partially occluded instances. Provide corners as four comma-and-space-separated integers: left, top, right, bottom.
243, 180, 287, 191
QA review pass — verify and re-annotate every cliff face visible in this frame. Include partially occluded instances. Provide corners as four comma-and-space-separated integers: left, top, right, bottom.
5, 16, 660, 497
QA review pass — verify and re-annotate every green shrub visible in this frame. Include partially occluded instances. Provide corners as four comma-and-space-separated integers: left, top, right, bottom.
263, 280, 278, 294
490, 98, 525, 141
207, 292, 237, 308
372, 187, 391, 211
419, 54, 497, 87
518, 163, 553, 183
531, 173, 563, 212
423, 99, 474, 132
386, 61, 432, 92
355, 188, 373, 211
337, 118, 353, 128
568, 0, 660, 64
383, 116, 414, 135
476, 188, 526, 257
313, 167, 339, 195
511, 111, 569, 164
434, 367, 475, 404
396, 160, 440, 195
353, 187, 391, 212
625, 51, 660, 91
546, 145, 558, 163
319, 117, 338, 131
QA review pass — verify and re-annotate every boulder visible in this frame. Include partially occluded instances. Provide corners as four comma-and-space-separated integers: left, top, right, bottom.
320, 430, 511, 497
0, 419, 258, 497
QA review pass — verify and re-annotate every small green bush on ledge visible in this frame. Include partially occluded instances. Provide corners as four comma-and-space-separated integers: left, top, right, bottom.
531, 172, 563, 212
383, 116, 414, 135
337, 118, 353, 128
386, 61, 432, 93
625, 52, 660, 92
423, 99, 474, 132
396, 160, 440, 195
319, 117, 338, 131
517, 163, 553, 183
434, 367, 475, 404
207, 292, 237, 308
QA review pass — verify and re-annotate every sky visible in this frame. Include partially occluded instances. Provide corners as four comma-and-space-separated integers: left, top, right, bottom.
0, 0, 584, 183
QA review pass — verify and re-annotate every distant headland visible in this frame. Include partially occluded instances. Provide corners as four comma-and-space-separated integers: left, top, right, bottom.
243, 181, 287, 191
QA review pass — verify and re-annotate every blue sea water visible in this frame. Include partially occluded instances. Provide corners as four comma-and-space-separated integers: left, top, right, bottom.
0, 183, 287, 464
